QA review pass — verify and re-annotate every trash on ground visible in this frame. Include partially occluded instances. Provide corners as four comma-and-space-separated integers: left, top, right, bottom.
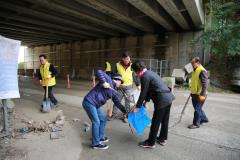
50, 131, 64, 140
83, 122, 90, 132
16, 127, 32, 134
15, 110, 65, 134
72, 118, 80, 122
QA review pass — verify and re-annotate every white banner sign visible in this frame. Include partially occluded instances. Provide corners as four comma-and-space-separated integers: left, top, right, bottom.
0, 36, 21, 99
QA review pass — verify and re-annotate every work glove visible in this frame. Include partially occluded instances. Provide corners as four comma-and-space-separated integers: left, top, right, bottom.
199, 95, 206, 102
103, 82, 110, 88
137, 85, 141, 91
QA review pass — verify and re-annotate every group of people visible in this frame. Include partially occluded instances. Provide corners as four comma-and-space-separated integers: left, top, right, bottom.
37, 52, 209, 150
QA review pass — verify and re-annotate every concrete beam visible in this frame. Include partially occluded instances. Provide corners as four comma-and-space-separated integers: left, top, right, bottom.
21, 40, 59, 45
0, 11, 103, 38
0, 27, 78, 41
126, 0, 174, 30
4, 37, 64, 47
23, 41, 60, 46
24, 0, 134, 35
76, 0, 154, 32
22, 40, 60, 46
0, 23, 86, 40
0, 29, 73, 42
0, 20, 91, 39
182, 0, 204, 28
156, 0, 190, 30
0, 1, 119, 37
0, 33, 66, 44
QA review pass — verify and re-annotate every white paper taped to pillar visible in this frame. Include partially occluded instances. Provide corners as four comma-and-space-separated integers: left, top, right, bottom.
0, 36, 21, 99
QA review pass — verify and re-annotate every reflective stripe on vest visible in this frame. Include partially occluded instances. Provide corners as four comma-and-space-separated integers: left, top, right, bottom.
116, 62, 133, 86
40, 62, 56, 86
190, 65, 206, 95
105, 62, 112, 72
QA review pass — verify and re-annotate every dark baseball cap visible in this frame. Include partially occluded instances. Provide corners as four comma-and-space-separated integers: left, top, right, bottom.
112, 73, 124, 84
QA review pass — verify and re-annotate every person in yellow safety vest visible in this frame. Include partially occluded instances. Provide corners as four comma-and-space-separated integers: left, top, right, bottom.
188, 57, 209, 129
105, 60, 112, 76
37, 54, 58, 107
109, 51, 140, 122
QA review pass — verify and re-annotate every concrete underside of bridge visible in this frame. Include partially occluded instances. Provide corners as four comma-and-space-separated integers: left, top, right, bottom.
0, 0, 208, 77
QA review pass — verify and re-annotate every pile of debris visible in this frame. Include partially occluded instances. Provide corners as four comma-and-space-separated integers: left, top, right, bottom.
16, 110, 65, 140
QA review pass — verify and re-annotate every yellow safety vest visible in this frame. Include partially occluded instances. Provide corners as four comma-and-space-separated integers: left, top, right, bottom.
105, 62, 112, 72
190, 65, 207, 95
116, 62, 133, 86
39, 62, 56, 87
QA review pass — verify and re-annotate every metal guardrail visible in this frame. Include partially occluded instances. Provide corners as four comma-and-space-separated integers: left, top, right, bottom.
21, 56, 171, 78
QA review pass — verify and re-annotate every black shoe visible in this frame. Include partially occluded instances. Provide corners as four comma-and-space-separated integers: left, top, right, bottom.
138, 140, 155, 149
200, 120, 209, 124
100, 137, 109, 143
92, 144, 109, 150
156, 139, 167, 146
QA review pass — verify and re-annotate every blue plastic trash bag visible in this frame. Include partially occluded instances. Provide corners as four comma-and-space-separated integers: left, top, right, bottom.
128, 106, 151, 136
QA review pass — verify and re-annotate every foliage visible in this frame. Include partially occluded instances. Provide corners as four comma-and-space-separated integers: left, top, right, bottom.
193, 0, 240, 56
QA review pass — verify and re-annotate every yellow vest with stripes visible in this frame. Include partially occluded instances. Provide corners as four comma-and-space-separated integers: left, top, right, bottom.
105, 62, 112, 72
190, 65, 207, 95
116, 62, 133, 86
40, 62, 56, 87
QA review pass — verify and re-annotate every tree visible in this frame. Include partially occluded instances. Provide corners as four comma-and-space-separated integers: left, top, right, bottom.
193, 0, 240, 56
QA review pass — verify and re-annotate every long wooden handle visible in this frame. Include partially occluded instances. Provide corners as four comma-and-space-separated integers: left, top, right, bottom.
46, 85, 49, 99
181, 94, 191, 114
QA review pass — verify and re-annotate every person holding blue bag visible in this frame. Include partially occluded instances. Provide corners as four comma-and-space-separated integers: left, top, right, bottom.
82, 70, 127, 150
131, 60, 175, 149
128, 105, 151, 136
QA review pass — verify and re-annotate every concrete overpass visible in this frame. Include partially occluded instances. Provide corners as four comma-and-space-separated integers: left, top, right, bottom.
0, 0, 204, 46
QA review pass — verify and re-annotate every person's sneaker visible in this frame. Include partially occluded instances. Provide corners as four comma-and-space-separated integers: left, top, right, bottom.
107, 115, 114, 121
100, 137, 109, 143
138, 140, 155, 149
122, 117, 128, 123
92, 144, 109, 150
156, 139, 167, 146
188, 124, 200, 129
200, 119, 209, 124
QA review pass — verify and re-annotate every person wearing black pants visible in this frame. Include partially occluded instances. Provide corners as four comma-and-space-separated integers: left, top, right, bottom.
148, 104, 171, 146
131, 60, 175, 149
43, 86, 58, 105
38, 54, 58, 107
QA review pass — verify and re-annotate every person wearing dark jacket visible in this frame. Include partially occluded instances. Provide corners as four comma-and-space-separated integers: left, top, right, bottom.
131, 60, 175, 149
37, 54, 58, 107
82, 70, 127, 150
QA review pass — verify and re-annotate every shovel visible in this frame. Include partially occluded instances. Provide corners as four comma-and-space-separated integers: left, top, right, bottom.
41, 84, 51, 113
